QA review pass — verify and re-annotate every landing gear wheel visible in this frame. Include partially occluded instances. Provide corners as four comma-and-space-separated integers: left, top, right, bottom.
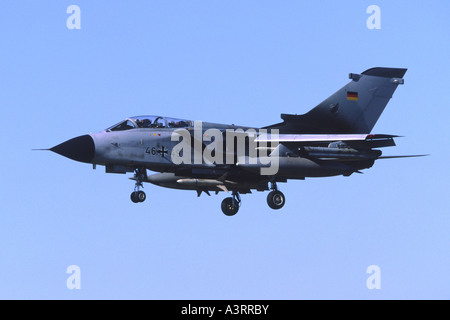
130, 191, 146, 203
130, 167, 147, 203
131, 192, 139, 203
136, 190, 146, 202
221, 197, 239, 216
267, 190, 285, 210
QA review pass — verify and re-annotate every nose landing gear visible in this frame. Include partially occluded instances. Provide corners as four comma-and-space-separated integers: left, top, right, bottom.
130, 168, 147, 203
131, 190, 146, 203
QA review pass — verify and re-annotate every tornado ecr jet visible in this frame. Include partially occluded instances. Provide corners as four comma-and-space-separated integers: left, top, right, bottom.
46, 67, 423, 216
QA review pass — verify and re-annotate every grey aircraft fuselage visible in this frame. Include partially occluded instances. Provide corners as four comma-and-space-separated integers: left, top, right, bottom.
94, 121, 252, 173
47, 67, 423, 216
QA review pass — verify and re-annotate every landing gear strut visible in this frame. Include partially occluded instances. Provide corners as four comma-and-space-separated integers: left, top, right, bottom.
131, 168, 147, 203
221, 191, 241, 216
267, 181, 285, 210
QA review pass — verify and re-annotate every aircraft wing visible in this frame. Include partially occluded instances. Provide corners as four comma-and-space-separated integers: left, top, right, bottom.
256, 133, 398, 148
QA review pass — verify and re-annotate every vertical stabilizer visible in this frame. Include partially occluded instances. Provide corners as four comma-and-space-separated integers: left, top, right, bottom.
267, 67, 407, 134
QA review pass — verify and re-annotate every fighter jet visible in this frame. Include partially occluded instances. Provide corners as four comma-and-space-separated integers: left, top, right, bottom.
45, 67, 424, 216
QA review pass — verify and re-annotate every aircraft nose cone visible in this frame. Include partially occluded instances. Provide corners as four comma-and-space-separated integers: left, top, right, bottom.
51, 135, 95, 163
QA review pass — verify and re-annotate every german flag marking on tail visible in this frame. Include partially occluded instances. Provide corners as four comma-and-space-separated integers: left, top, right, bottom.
347, 91, 358, 101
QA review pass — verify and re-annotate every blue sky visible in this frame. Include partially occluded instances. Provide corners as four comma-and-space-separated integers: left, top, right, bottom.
0, 1, 449, 299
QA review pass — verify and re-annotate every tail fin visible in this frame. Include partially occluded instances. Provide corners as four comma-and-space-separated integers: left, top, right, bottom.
267, 67, 407, 134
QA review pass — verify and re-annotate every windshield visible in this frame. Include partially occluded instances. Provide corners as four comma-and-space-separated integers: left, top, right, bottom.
108, 120, 136, 131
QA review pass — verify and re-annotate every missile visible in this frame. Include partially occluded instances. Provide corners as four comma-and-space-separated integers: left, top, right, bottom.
146, 172, 231, 191
176, 178, 231, 192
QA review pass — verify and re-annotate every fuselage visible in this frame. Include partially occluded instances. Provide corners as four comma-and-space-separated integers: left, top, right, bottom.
46, 67, 413, 216
51, 115, 376, 193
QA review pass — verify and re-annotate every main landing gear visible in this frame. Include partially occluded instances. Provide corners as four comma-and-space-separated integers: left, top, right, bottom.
221, 191, 241, 216
220, 183, 286, 216
267, 182, 285, 210
131, 168, 147, 203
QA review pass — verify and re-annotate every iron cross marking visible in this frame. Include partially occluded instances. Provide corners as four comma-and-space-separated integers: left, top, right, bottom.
157, 146, 168, 157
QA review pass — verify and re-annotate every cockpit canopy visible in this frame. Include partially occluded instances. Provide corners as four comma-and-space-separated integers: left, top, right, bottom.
106, 116, 193, 132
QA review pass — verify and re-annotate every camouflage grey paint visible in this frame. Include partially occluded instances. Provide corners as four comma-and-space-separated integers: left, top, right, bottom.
48, 67, 422, 214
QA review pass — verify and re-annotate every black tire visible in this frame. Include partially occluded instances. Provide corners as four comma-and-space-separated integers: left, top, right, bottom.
130, 192, 139, 203
136, 191, 146, 202
221, 197, 239, 216
267, 191, 285, 210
